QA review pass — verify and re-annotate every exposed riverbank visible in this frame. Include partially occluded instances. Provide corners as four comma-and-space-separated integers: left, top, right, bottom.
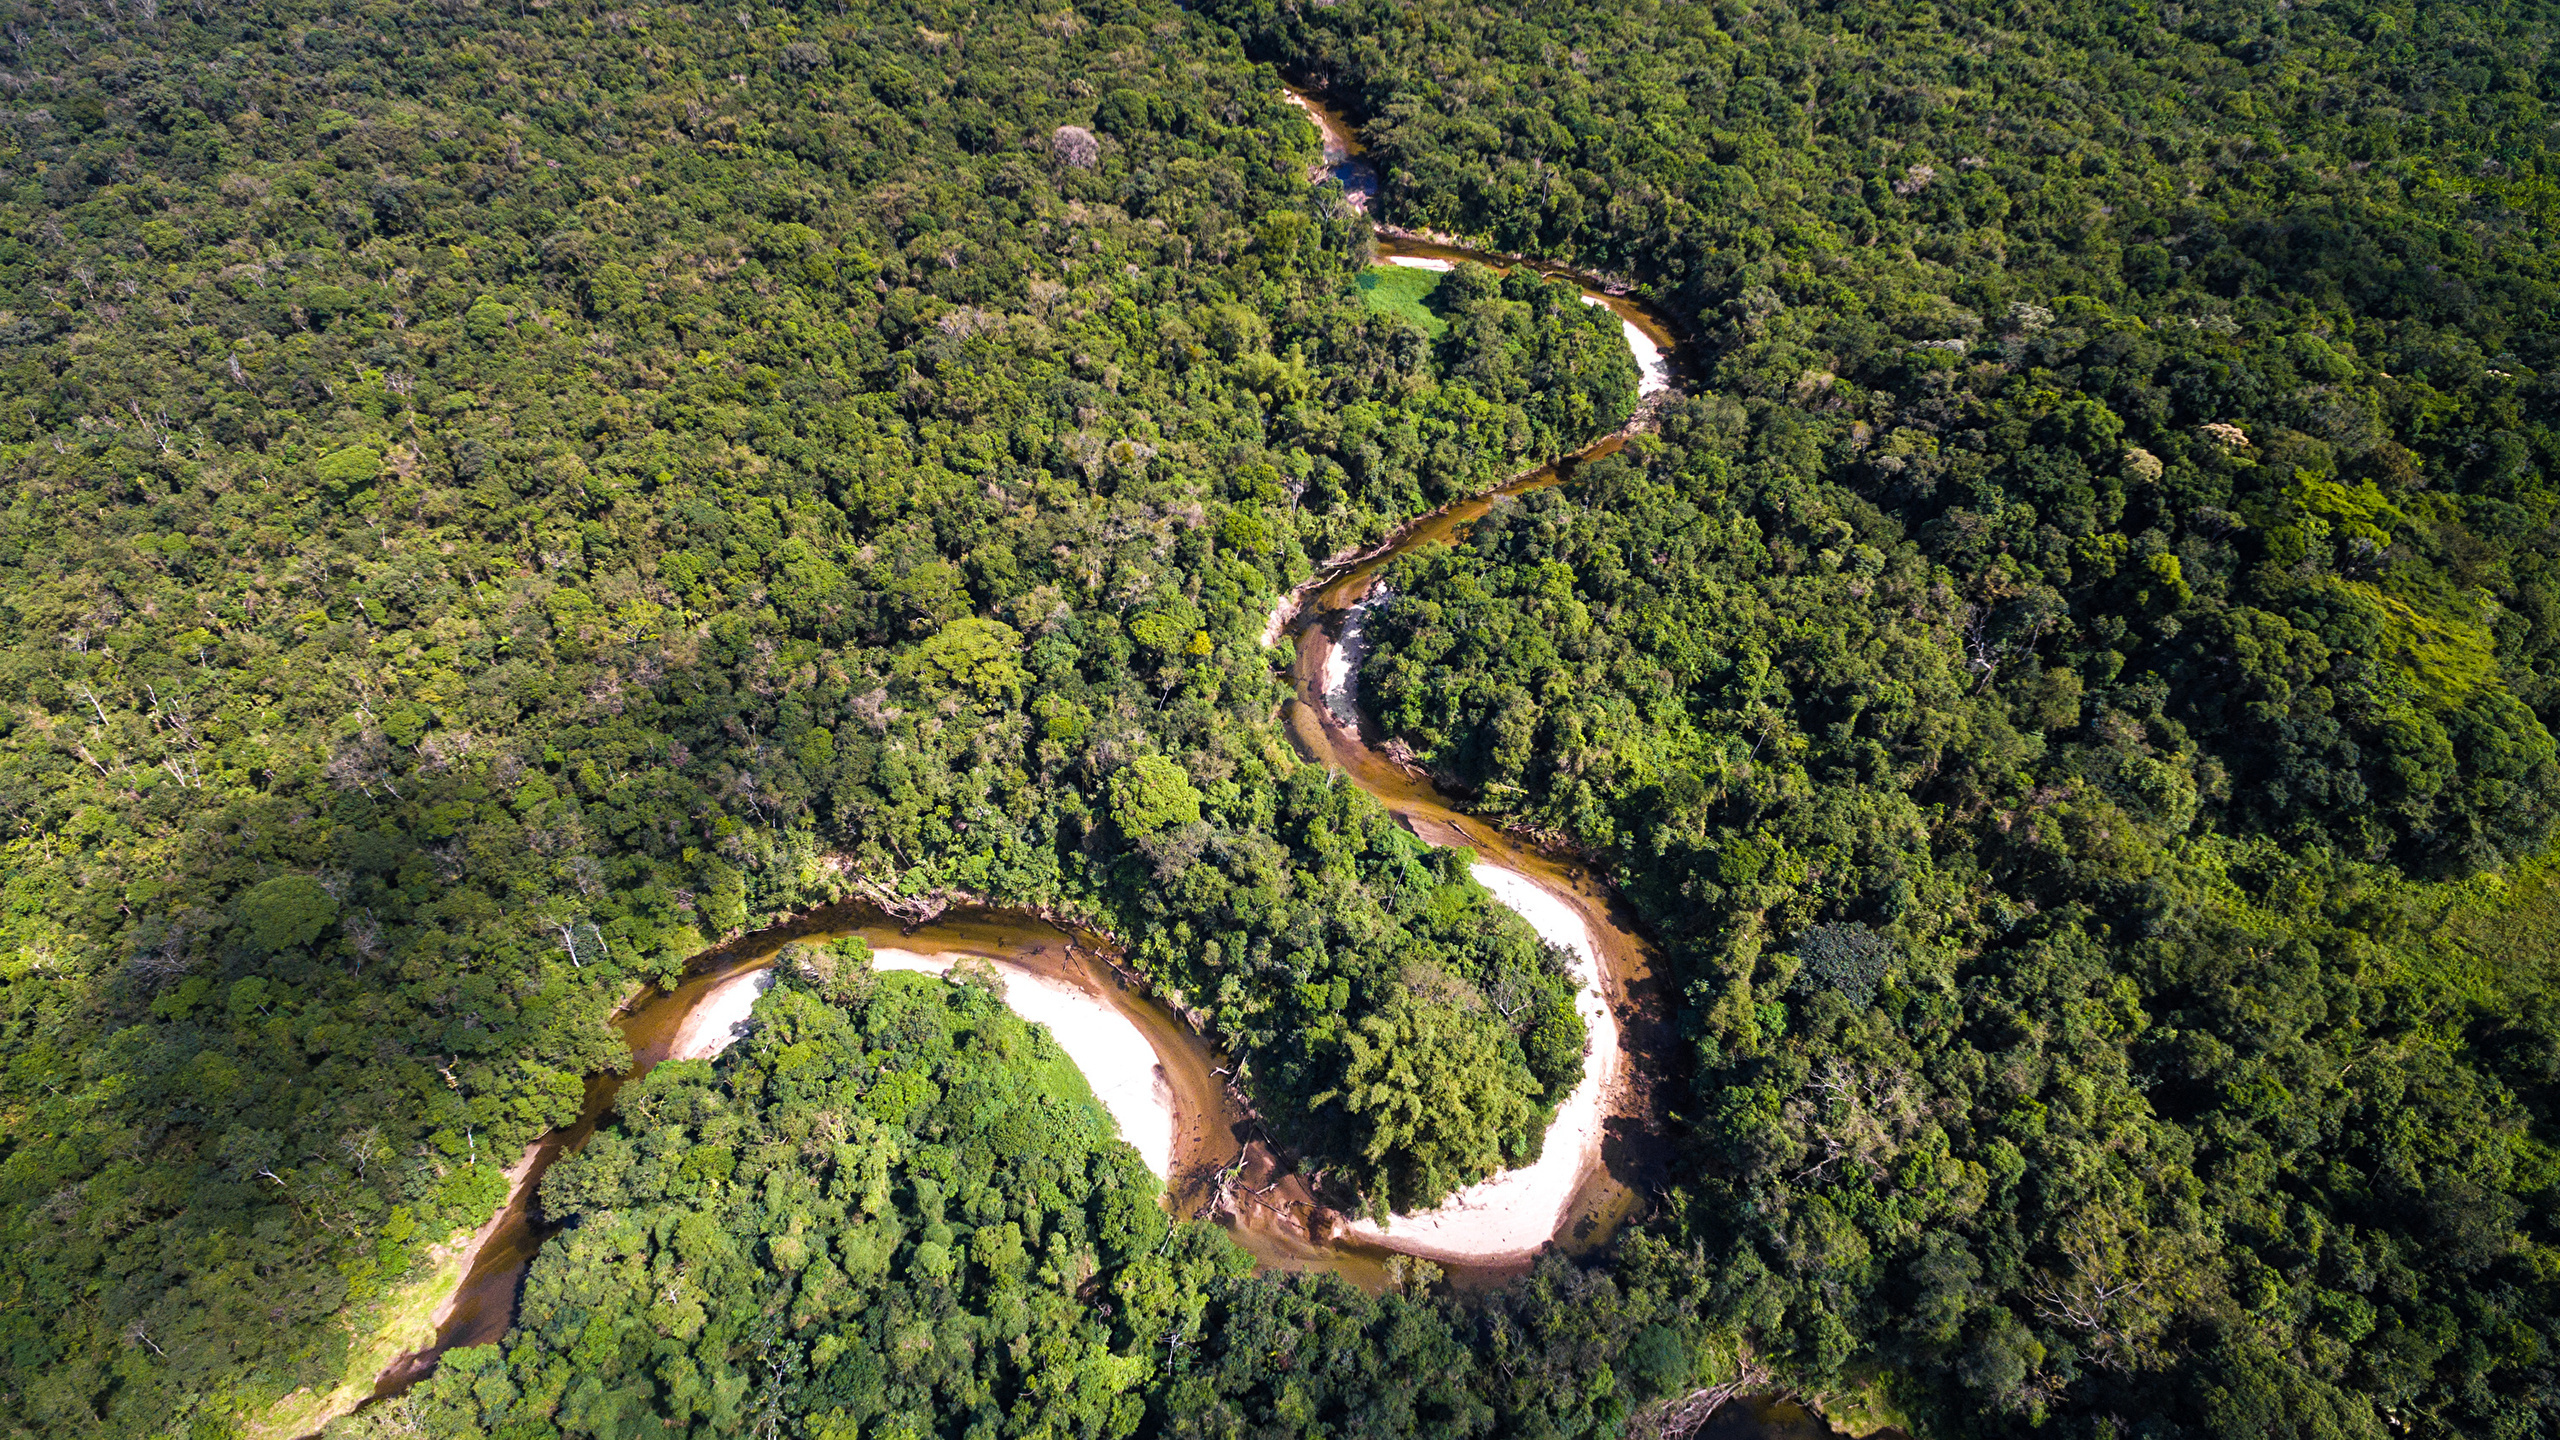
1278, 539, 1671, 1270
345, 76, 1698, 1426
664, 947, 1181, 1180
1341, 861, 1621, 1260
868, 947, 1180, 1180
667, 966, 772, 1062
1256, 74, 1705, 1270
1269, 78, 1899, 1438
343, 902, 1248, 1424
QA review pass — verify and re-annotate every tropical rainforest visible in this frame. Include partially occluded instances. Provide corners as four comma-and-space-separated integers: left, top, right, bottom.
1216, 0, 2560, 1433
0, 0, 2552, 1433
332, 946, 1710, 1440
0, 0, 1627, 1429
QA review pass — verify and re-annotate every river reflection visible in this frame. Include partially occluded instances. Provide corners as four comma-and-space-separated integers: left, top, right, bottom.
1281, 86, 1380, 207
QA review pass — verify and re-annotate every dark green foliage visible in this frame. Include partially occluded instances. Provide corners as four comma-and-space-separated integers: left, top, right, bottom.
1216, 0, 2560, 868
9, 0, 2552, 1427
1790, 923, 1890, 1009
235, 875, 342, 955
0, 0, 1624, 1428
1157, 1228, 1729, 1440
1213, 0, 2560, 1432
335, 962, 1729, 1440
334, 966, 1245, 1440
1120, 769, 1587, 1215
1360, 393, 2560, 1440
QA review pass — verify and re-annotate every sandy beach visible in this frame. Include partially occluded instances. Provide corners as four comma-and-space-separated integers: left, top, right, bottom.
1302, 538, 1627, 1264
667, 967, 774, 1061
1342, 860, 1620, 1261
1579, 293, 1673, 395
667, 951, 1177, 1179
869, 949, 1179, 1181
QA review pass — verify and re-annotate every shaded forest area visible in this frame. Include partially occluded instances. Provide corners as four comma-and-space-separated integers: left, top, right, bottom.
0, 0, 1639, 1430
1208, 0, 2560, 1433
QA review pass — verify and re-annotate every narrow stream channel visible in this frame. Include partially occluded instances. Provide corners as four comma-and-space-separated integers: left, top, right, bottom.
359, 77, 1739, 1425
365, 905, 1256, 1399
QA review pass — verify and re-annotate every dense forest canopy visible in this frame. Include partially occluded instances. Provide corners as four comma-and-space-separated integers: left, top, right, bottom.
1203, 0, 2560, 1433
340, 949, 1750, 1440
0, 0, 1633, 1429
346, 954, 1249, 1440
4, 0, 2558, 1433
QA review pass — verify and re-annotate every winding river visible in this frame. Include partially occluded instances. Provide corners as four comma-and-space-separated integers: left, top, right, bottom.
356, 77, 1727, 1425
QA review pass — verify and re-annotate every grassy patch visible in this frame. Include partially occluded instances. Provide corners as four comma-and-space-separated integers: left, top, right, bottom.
240, 1242, 469, 1440
2346, 578, 2499, 709
1357, 265, 1449, 337
2424, 851, 2560, 1007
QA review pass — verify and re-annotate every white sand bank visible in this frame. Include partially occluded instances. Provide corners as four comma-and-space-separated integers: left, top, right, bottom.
870, 949, 1178, 1180
1320, 589, 1385, 728
668, 968, 774, 1062
1625, 320, 1672, 395
1386, 255, 1456, 272
1343, 861, 1620, 1261
671, 954, 1174, 1179
1580, 295, 1672, 396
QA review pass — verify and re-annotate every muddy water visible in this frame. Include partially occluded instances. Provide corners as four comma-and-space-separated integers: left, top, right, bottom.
1260, 84, 1692, 1276
1282, 84, 1379, 208
365, 903, 1268, 1399
1375, 231, 1678, 383
1277, 434, 1674, 1268
367, 83, 1698, 1410
1235, 85, 1697, 1279
1276, 87, 1904, 1438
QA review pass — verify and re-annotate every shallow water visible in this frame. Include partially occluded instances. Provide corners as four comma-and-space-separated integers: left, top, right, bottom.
365, 905, 1260, 1397
364, 75, 1706, 1415
1281, 86, 1380, 207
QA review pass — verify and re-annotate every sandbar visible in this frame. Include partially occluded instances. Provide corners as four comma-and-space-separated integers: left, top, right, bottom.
1342, 861, 1620, 1261
670, 952, 1176, 1180
1580, 294, 1672, 395
870, 949, 1178, 1181
668, 967, 773, 1062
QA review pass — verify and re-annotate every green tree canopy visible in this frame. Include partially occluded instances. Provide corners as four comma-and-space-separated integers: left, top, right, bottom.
234, 875, 341, 955
897, 617, 1029, 712
1108, 756, 1204, 838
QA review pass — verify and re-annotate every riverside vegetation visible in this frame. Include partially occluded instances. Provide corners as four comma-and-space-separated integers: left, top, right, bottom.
1215, 0, 2560, 1434
0, 0, 1640, 1430
334, 945, 1712, 1440
1, 0, 2552, 1436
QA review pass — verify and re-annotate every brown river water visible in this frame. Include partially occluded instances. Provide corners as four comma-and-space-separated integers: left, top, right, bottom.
353, 79, 1873, 1440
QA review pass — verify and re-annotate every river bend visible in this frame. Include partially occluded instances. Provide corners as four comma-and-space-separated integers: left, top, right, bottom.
359, 76, 1688, 1411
